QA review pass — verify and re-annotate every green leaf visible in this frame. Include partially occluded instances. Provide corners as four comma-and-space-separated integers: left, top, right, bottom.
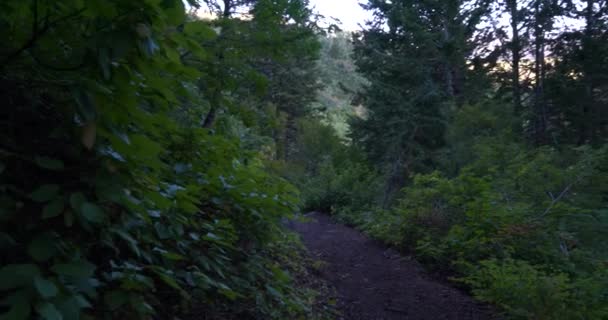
219, 287, 239, 300
162, 0, 186, 25
265, 285, 283, 299
150, 268, 189, 298
64, 210, 74, 227
35, 157, 64, 171
85, 1, 115, 17
80, 202, 106, 223
69, 193, 86, 211
34, 276, 59, 299
140, 38, 159, 56
0, 232, 17, 249
98, 48, 111, 80
161, 251, 185, 261
28, 233, 57, 261
155, 272, 181, 290
43, 198, 65, 219
0, 264, 40, 290
130, 296, 154, 315
72, 88, 96, 122
95, 179, 123, 203
55, 295, 85, 320
81, 122, 97, 150
154, 222, 171, 239
104, 290, 128, 310
35, 302, 62, 320
184, 21, 217, 40
165, 47, 181, 64
110, 228, 140, 257
30, 185, 60, 203
51, 261, 95, 279
73, 295, 91, 308
0, 295, 30, 320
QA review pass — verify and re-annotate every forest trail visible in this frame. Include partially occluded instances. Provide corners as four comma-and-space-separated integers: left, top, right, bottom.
290, 212, 493, 320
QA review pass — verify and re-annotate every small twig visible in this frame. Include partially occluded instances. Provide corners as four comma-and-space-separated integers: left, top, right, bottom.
0, 7, 86, 67
0, 148, 32, 163
559, 241, 570, 256
30, 51, 87, 71
539, 175, 584, 218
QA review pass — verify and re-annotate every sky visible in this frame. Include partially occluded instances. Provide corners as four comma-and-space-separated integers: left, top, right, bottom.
308, 0, 373, 31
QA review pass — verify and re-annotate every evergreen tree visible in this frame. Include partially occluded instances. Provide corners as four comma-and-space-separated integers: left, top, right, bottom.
351, 0, 478, 205
546, 0, 608, 145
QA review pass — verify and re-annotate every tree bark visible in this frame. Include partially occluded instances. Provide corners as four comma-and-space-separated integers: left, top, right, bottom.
222, 0, 232, 18
381, 151, 406, 209
283, 112, 297, 161
507, 0, 522, 114
442, 19, 455, 100
579, 0, 595, 145
202, 90, 221, 129
202, 106, 217, 128
533, 0, 547, 144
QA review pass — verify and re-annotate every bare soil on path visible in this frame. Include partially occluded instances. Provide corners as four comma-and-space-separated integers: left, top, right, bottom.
289, 212, 495, 320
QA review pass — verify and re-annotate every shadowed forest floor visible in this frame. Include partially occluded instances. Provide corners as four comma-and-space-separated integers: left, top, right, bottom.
290, 212, 495, 320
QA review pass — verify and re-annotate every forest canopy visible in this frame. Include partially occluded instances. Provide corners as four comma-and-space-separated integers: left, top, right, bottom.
1, 0, 607, 319
287, 0, 608, 318
0, 0, 328, 319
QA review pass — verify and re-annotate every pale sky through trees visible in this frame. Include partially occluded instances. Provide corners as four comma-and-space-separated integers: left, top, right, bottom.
306, 0, 585, 33
187, 0, 373, 30
308, 0, 373, 31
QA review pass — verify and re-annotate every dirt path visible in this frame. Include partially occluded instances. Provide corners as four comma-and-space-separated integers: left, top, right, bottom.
290, 212, 493, 320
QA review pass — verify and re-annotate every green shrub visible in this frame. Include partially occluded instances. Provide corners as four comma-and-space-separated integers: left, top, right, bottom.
461, 259, 608, 320
461, 259, 572, 319
345, 132, 608, 317
277, 118, 383, 214
0, 1, 321, 318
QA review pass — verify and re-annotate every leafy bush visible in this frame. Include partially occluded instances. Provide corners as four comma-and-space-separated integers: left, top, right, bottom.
461, 259, 572, 319
0, 1, 323, 319
461, 259, 608, 320
275, 119, 382, 214
341, 103, 608, 318
300, 159, 381, 214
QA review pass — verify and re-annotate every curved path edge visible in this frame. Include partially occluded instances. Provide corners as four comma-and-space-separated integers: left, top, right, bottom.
289, 212, 494, 320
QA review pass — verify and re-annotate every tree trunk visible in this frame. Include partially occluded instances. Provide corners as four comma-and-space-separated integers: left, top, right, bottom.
443, 56, 454, 100
222, 0, 232, 18
381, 151, 406, 209
507, 0, 522, 114
381, 126, 418, 208
283, 112, 297, 161
202, 106, 217, 128
533, 0, 547, 144
579, 0, 595, 145
202, 90, 221, 129
441, 18, 455, 100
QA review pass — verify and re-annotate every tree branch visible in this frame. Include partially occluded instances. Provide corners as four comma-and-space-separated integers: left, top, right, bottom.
0, 7, 86, 68
539, 175, 585, 218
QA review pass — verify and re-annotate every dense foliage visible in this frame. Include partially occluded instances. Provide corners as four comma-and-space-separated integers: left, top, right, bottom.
0, 0, 330, 319
288, 1, 608, 319
2, 0, 607, 318
271, 33, 381, 214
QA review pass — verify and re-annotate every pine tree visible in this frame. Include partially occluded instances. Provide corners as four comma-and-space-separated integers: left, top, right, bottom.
351, 0, 478, 205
